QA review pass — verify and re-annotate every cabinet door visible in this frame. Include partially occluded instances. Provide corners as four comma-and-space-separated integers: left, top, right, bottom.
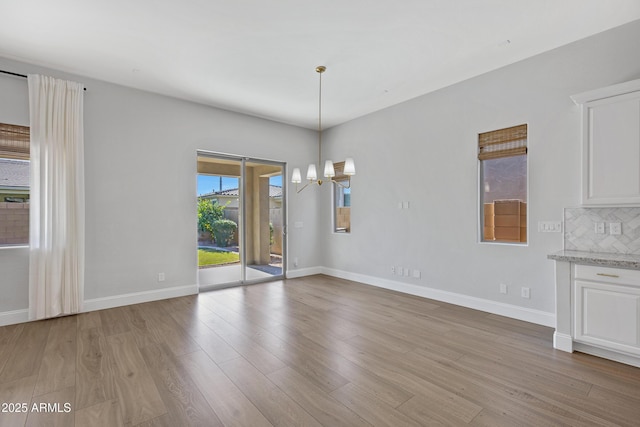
582, 91, 640, 205
574, 280, 640, 355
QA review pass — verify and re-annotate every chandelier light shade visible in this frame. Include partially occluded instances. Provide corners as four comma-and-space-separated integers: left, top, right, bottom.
292, 65, 355, 193
343, 157, 356, 176
306, 163, 318, 181
291, 167, 302, 184
324, 160, 335, 178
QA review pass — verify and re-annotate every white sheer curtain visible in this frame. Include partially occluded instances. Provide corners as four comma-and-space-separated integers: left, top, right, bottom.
28, 74, 85, 320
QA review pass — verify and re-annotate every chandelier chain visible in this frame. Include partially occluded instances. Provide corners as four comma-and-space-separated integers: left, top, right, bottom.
318, 67, 323, 168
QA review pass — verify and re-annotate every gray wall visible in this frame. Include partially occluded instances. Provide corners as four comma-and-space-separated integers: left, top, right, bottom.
0, 56, 320, 313
320, 20, 640, 315
2, 19, 640, 322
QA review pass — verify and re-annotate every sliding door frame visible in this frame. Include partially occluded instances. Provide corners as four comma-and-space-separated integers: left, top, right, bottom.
197, 150, 287, 288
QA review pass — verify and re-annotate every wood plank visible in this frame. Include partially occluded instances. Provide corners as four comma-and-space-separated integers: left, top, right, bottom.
106, 332, 166, 425
219, 356, 322, 427
397, 391, 482, 425
74, 400, 124, 427
124, 303, 161, 349
469, 408, 537, 427
134, 302, 201, 356
267, 366, 372, 427
180, 350, 273, 427
25, 386, 74, 427
0, 324, 24, 375
0, 320, 51, 383
330, 382, 424, 427
140, 343, 224, 427
201, 312, 287, 375
76, 311, 103, 330
582, 384, 640, 426
33, 315, 77, 397
176, 315, 241, 364
399, 349, 615, 426
99, 307, 131, 336
0, 375, 36, 427
75, 326, 115, 410
250, 327, 351, 393
303, 330, 421, 407
455, 351, 593, 398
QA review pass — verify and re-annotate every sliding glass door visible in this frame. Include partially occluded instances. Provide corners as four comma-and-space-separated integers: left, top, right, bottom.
244, 159, 284, 282
196, 152, 285, 289
197, 154, 243, 287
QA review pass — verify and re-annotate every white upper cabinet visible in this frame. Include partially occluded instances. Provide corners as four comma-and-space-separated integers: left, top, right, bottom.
572, 79, 640, 206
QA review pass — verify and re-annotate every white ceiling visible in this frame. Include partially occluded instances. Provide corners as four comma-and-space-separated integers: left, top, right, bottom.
2, 1, 640, 129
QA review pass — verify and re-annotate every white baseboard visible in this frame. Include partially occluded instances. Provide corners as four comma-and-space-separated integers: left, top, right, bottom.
0, 268, 556, 329
286, 266, 324, 279
0, 309, 29, 327
574, 342, 640, 368
553, 332, 574, 352
0, 284, 199, 327
321, 267, 556, 327
83, 284, 198, 312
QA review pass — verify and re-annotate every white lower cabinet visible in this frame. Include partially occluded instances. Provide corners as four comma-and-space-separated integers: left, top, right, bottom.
573, 265, 640, 357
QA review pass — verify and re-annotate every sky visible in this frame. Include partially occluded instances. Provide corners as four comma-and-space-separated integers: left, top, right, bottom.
197, 174, 282, 196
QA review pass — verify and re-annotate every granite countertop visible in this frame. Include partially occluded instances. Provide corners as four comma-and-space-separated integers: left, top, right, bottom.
548, 250, 640, 270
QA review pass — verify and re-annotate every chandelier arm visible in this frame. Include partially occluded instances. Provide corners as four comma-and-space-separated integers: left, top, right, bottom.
296, 178, 326, 193
331, 177, 351, 189
295, 181, 311, 193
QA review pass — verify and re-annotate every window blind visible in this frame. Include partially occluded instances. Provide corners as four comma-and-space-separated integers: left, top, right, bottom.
478, 124, 527, 161
0, 123, 30, 160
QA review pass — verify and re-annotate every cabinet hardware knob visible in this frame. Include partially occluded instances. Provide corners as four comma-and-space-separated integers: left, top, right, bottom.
596, 273, 620, 278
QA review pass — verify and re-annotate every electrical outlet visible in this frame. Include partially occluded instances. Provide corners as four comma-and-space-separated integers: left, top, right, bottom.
294, 257, 299, 267
391, 266, 395, 274
499, 283, 508, 294
403, 268, 410, 277
610, 222, 622, 235
412, 269, 421, 279
537, 221, 562, 233
158, 272, 165, 282
521, 287, 530, 299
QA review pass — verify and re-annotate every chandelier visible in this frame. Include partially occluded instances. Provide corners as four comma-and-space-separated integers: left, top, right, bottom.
291, 65, 355, 193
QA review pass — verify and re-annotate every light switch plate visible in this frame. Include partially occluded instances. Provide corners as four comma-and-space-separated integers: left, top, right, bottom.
595, 222, 605, 234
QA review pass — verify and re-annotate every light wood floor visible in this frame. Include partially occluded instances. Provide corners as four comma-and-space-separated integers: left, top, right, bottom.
1, 275, 640, 426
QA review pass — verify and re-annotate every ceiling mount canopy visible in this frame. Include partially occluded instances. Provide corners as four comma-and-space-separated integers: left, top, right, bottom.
291, 66, 355, 193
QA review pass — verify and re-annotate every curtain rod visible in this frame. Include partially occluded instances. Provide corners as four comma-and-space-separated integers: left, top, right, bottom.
0, 69, 87, 91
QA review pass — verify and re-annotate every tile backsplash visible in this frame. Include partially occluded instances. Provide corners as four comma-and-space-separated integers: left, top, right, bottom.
564, 207, 640, 254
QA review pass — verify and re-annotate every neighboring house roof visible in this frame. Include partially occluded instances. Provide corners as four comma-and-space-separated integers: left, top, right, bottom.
0, 158, 29, 189
201, 185, 282, 198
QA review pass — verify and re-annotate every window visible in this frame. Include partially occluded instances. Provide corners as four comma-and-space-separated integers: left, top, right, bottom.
0, 123, 30, 246
479, 124, 527, 243
332, 161, 351, 233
